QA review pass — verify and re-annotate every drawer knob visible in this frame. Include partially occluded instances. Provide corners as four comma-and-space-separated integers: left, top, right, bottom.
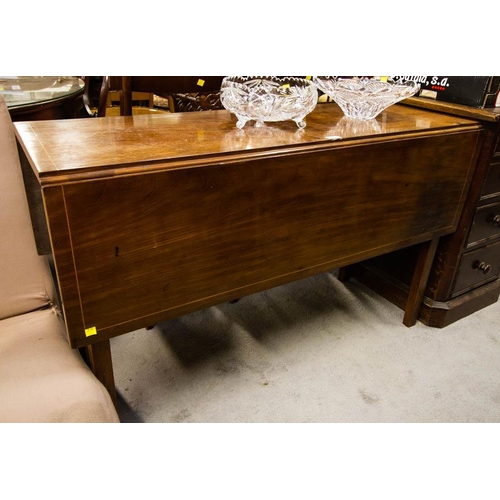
473, 260, 491, 274
487, 214, 500, 226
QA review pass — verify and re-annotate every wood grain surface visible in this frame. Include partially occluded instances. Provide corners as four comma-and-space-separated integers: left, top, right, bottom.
15, 103, 482, 348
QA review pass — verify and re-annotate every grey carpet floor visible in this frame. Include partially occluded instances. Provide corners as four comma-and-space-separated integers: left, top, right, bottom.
111, 271, 500, 423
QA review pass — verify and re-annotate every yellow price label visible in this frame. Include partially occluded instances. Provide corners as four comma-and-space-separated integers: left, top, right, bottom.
85, 326, 97, 337
197, 79, 205, 87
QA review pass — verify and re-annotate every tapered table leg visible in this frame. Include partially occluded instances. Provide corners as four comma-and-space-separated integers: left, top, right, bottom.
86, 339, 118, 409
337, 266, 351, 283
403, 237, 440, 327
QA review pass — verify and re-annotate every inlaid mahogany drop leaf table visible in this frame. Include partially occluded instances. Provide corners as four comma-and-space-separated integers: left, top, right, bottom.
14, 103, 483, 403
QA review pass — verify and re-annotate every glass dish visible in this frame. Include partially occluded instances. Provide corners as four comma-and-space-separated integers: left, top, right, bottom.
220, 76, 318, 129
326, 116, 382, 139
314, 76, 420, 120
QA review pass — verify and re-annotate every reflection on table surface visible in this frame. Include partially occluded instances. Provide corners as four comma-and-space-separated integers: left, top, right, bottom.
0, 76, 84, 109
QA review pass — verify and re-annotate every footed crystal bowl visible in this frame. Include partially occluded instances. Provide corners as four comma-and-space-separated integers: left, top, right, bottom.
220, 76, 318, 129
314, 76, 420, 120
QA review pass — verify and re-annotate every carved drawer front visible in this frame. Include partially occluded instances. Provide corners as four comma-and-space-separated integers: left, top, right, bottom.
482, 160, 500, 198
467, 201, 500, 245
453, 241, 500, 296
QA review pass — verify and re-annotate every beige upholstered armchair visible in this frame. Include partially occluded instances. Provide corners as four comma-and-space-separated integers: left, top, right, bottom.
0, 96, 119, 422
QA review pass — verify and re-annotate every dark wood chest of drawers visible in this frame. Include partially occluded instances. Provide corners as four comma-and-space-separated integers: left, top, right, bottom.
348, 98, 500, 327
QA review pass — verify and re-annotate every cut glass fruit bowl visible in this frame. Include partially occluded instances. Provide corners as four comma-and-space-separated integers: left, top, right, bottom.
220, 76, 318, 129
314, 76, 420, 120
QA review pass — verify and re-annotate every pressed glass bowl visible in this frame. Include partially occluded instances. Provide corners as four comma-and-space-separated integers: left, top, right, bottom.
314, 77, 420, 120
220, 76, 318, 129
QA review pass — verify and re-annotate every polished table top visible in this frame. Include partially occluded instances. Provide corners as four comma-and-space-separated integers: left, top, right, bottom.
15, 102, 480, 183
0, 76, 84, 112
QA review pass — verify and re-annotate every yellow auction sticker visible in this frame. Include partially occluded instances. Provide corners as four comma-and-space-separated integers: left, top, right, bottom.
85, 326, 97, 337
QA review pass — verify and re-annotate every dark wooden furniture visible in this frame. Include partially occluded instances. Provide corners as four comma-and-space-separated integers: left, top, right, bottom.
14, 103, 482, 401
95, 76, 225, 116
1, 76, 85, 121
166, 90, 223, 113
346, 98, 500, 327
120, 76, 225, 115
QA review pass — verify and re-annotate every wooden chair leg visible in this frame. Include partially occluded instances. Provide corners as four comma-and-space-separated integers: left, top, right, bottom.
86, 339, 118, 409
403, 237, 440, 327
